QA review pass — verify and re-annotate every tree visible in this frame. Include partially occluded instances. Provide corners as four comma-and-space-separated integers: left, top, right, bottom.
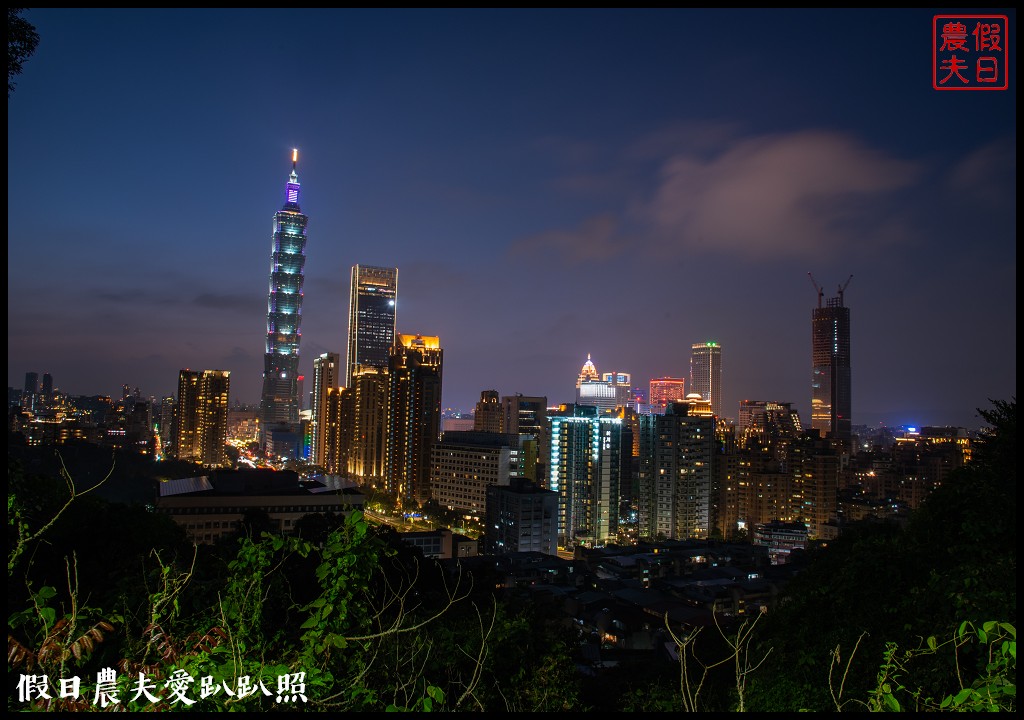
8, 8, 38, 98
745, 398, 1017, 711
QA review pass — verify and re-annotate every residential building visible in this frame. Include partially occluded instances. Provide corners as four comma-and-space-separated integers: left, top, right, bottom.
386, 334, 443, 506
485, 477, 559, 556
175, 369, 230, 468
311, 352, 341, 467
636, 400, 719, 542
548, 403, 622, 548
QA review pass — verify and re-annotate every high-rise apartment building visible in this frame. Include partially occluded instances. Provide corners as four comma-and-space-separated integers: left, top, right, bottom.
349, 366, 389, 485
636, 399, 718, 541
261, 150, 308, 441
738, 400, 803, 450
386, 334, 443, 507
811, 277, 852, 444
175, 369, 230, 467
485, 478, 559, 556
690, 342, 722, 418
345, 265, 398, 387
548, 403, 622, 548
501, 394, 548, 481
310, 352, 341, 468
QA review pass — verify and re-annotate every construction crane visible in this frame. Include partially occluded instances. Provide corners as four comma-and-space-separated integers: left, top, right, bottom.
838, 275, 853, 305
808, 272, 823, 308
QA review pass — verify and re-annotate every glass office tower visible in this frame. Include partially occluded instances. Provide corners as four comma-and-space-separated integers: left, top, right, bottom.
345, 265, 398, 387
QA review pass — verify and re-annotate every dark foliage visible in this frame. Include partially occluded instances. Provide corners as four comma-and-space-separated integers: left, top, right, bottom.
7, 8, 38, 97
746, 399, 1016, 711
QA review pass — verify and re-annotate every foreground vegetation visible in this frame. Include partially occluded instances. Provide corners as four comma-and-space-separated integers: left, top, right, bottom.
7, 400, 1015, 711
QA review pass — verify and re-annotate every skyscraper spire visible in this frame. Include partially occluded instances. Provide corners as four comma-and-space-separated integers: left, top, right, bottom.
260, 150, 309, 448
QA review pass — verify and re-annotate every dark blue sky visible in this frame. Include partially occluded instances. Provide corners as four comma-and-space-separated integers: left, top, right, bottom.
8, 9, 1016, 429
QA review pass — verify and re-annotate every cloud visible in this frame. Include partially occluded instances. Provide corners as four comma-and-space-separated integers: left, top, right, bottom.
641, 130, 921, 260
509, 128, 923, 267
192, 292, 261, 312
94, 289, 180, 305
945, 136, 1016, 210
507, 213, 622, 265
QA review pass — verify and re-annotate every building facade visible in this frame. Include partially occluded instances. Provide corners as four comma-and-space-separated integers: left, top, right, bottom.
386, 334, 443, 506
690, 341, 722, 419
485, 478, 559, 556
310, 352, 341, 467
260, 150, 308, 442
345, 265, 398, 387
548, 403, 622, 548
811, 279, 852, 444
501, 394, 548, 482
649, 377, 687, 412
430, 430, 522, 517
575, 354, 620, 414
636, 400, 718, 542
175, 369, 230, 467
349, 366, 389, 486
473, 390, 502, 433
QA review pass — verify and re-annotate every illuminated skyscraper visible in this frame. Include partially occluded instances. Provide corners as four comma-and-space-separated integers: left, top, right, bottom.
386, 334, 443, 507
345, 265, 398, 387
649, 377, 687, 411
176, 369, 230, 467
575, 354, 617, 413
261, 150, 308, 441
311, 352, 340, 467
636, 400, 717, 541
810, 275, 852, 443
690, 341, 722, 418
548, 403, 622, 548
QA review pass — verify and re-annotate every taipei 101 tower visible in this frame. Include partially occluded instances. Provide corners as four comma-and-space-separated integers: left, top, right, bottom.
260, 149, 308, 446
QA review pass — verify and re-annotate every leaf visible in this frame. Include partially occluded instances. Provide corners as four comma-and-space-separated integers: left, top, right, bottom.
953, 688, 973, 705
40, 607, 56, 628
884, 694, 901, 712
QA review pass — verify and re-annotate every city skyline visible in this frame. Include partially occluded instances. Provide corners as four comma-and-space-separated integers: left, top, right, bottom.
7, 9, 1016, 430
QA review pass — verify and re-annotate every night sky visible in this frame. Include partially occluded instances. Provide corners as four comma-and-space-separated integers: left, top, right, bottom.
7, 9, 1016, 430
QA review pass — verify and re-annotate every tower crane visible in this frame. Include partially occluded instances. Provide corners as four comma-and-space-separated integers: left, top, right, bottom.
808, 272, 823, 308
838, 275, 853, 305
